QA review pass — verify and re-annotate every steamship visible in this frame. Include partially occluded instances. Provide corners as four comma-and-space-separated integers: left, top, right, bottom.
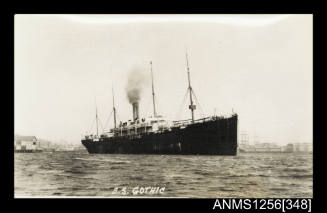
81, 54, 238, 155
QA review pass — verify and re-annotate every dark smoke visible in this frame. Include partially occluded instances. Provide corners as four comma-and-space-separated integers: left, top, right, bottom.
126, 69, 148, 104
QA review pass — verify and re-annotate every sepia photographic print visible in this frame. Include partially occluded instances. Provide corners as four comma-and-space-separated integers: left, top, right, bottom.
14, 14, 312, 198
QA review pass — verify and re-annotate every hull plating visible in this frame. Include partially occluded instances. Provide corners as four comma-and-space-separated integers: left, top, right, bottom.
82, 115, 238, 155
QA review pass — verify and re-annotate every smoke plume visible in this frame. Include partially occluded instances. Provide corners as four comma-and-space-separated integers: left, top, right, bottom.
126, 69, 148, 104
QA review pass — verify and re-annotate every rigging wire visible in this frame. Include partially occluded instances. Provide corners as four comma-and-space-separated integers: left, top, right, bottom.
116, 111, 121, 124
175, 88, 190, 120
151, 94, 159, 117
144, 96, 152, 118
98, 116, 105, 134
87, 117, 96, 135
104, 110, 114, 131
191, 89, 205, 118
154, 95, 159, 116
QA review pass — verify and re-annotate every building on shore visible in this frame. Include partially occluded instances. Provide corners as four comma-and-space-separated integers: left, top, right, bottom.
293, 142, 312, 153
253, 143, 282, 152
281, 143, 294, 152
238, 141, 312, 153
14, 136, 42, 153
238, 142, 282, 153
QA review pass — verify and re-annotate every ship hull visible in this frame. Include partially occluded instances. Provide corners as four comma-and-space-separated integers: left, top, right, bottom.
82, 115, 238, 155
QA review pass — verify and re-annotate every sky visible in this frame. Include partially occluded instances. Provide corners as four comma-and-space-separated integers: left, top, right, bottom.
14, 14, 312, 145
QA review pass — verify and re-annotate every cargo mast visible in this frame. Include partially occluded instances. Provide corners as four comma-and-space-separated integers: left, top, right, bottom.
150, 61, 157, 118
186, 52, 196, 123
112, 86, 117, 129
95, 104, 99, 137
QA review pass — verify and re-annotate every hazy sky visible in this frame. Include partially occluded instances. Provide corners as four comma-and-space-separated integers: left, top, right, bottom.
15, 14, 312, 145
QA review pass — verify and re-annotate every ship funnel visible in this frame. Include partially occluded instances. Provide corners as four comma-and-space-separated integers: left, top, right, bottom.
132, 102, 139, 121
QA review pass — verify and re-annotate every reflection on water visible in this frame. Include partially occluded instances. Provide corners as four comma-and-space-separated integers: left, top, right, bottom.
14, 151, 312, 197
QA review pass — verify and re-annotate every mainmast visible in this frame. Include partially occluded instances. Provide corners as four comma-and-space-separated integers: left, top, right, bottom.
150, 61, 157, 118
186, 52, 196, 123
112, 86, 117, 129
95, 104, 99, 137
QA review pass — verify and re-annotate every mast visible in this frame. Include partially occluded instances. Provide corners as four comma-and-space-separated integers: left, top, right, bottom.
95, 104, 99, 137
112, 86, 117, 129
150, 61, 157, 117
186, 52, 196, 123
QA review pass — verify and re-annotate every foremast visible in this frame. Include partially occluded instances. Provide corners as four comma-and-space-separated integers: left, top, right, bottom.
186, 52, 196, 123
112, 86, 117, 129
150, 61, 157, 118
95, 104, 99, 137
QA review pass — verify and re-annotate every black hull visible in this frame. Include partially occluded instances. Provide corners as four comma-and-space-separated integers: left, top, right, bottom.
82, 115, 238, 155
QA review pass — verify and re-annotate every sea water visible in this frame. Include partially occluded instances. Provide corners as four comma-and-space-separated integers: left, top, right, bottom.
14, 151, 312, 198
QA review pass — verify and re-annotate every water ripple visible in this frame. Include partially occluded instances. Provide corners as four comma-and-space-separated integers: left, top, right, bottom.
15, 151, 312, 198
